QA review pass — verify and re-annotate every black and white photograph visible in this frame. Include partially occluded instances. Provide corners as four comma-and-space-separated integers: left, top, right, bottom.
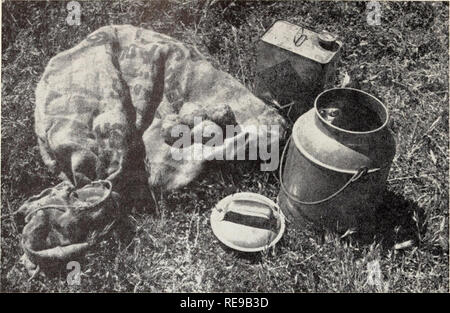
1, 0, 448, 296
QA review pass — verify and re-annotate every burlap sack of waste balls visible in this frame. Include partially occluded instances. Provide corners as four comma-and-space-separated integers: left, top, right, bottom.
35, 24, 285, 191
22, 25, 285, 274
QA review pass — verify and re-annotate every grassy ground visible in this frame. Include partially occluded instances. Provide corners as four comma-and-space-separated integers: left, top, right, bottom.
1, 0, 449, 292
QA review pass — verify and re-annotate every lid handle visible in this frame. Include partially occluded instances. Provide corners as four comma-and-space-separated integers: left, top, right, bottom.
220, 199, 278, 231
222, 210, 278, 231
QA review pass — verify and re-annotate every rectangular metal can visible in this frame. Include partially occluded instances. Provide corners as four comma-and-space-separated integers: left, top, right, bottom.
255, 21, 342, 120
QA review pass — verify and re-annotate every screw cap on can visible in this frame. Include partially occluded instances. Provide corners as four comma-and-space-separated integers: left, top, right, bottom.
318, 31, 338, 51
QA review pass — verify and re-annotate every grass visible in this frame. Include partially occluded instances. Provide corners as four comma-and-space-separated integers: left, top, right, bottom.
1, 0, 449, 292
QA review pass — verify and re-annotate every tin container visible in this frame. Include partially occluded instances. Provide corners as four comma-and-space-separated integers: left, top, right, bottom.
277, 88, 396, 232
255, 21, 342, 120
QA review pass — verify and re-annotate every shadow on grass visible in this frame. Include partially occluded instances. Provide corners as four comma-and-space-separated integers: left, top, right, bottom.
135, 158, 430, 258
356, 190, 426, 249
216, 242, 264, 264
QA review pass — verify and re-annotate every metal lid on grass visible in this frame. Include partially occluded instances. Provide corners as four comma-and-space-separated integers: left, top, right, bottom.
210, 192, 285, 252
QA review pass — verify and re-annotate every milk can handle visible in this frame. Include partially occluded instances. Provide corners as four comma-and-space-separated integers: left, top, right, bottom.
279, 136, 369, 205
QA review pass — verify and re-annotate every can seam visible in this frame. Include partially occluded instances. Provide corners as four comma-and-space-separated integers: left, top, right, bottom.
292, 135, 382, 175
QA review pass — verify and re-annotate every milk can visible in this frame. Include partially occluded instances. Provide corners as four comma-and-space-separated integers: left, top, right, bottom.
255, 21, 342, 120
277, 88, 396, 232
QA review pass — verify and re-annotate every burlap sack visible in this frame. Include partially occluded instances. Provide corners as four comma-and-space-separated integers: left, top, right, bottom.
35, 25, 285, 190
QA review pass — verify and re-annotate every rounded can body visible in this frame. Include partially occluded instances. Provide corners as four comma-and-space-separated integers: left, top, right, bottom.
278, 88, 396, 232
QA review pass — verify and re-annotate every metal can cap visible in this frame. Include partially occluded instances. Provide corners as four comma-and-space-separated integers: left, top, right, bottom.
210, 192, 286, 252
318, 31, 338, 51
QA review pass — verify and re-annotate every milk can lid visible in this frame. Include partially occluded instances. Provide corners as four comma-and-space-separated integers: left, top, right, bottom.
210, 193, 286, 252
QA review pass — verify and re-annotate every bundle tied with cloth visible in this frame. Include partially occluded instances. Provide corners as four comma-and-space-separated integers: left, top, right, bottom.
15, 25, 286, 276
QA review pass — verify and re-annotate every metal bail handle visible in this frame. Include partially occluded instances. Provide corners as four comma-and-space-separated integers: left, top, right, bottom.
279, 136, 369, 206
